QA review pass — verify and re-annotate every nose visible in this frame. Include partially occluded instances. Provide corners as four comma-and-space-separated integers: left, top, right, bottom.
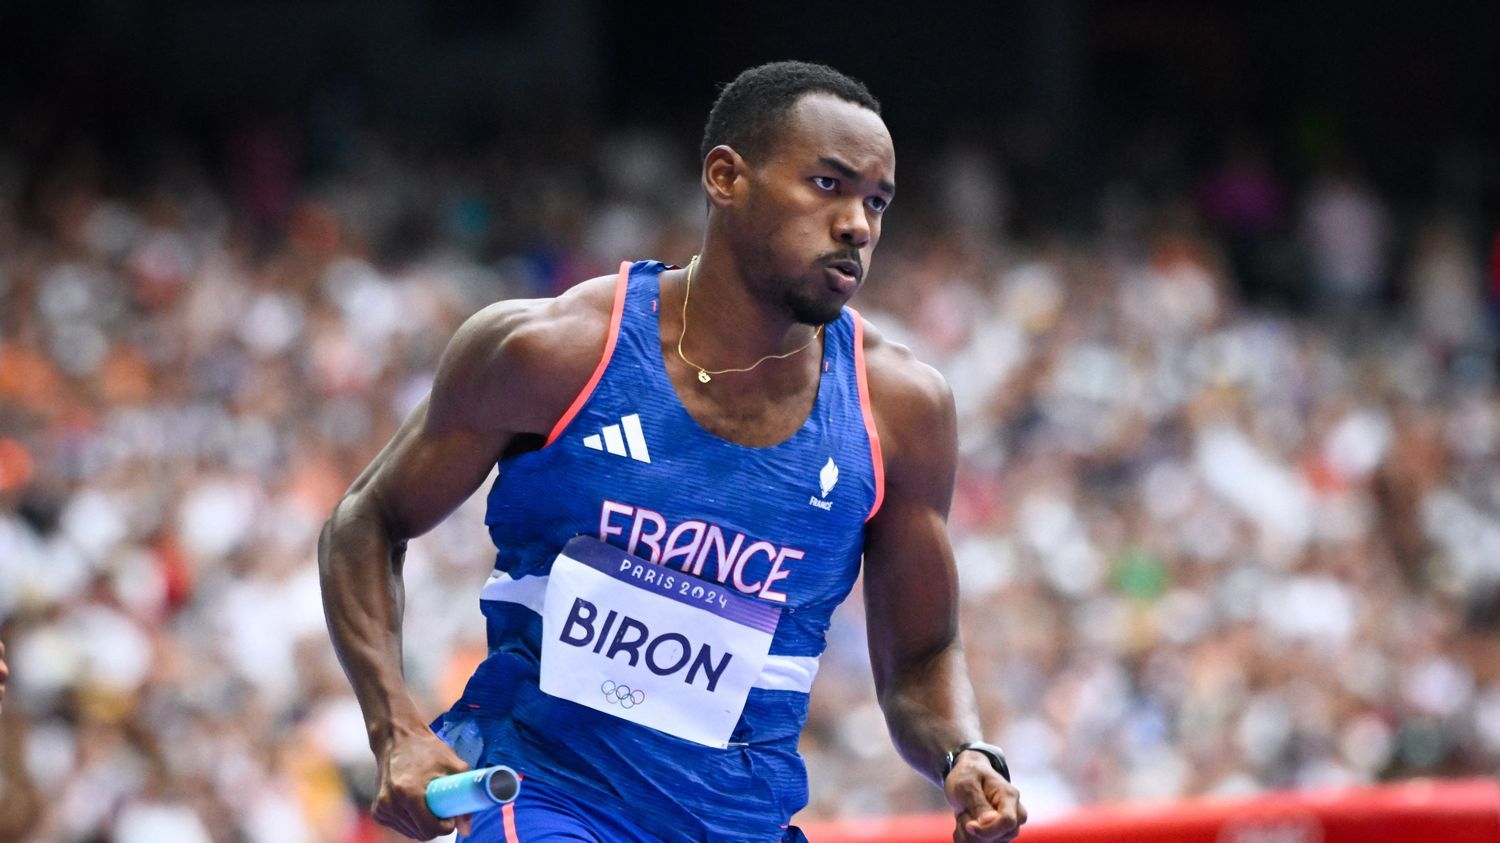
833, 199, 871, 249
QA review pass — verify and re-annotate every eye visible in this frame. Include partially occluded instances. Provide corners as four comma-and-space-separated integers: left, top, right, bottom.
811, 176, 838, 191
866, 196, 889, 214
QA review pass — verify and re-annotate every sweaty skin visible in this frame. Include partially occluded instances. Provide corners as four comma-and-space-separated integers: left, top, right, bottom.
319, 92, 1025, 842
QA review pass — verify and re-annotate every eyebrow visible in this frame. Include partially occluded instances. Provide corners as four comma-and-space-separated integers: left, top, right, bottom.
819, 156, 895, 196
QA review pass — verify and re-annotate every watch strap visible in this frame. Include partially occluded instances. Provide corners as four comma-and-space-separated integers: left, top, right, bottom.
944, 741, 1011, 782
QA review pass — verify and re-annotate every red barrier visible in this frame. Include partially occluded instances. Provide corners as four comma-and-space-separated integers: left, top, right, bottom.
802, 778, 1500, 842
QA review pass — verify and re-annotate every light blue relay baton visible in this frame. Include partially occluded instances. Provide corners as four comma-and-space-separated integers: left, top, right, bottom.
425, 765, 521, 818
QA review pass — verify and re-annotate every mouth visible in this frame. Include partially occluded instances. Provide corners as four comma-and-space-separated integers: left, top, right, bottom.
825, 259, 862, 289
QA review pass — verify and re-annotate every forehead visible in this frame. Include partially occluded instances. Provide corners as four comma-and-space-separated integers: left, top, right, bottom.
770, 93, 895, 178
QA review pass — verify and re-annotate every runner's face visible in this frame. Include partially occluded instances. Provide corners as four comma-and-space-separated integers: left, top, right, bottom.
739, 94, 895, 325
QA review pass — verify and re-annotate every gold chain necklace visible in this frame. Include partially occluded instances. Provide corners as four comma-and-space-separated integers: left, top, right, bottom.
676, 254, 823, 384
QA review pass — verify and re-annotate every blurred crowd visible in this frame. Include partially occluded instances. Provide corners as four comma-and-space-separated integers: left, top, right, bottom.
1, 117, 1499, 842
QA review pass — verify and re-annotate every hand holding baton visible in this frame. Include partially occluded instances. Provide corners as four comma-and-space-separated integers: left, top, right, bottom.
425, 765, 521, 819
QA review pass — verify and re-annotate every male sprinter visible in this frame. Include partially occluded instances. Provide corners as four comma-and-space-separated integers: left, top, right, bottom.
320, 61, 1025, 842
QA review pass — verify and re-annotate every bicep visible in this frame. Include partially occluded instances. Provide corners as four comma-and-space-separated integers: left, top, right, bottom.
340, 304, 541, 540
345, 394, 509, 541
863, 490, 962, 692
861, 365, 962, 690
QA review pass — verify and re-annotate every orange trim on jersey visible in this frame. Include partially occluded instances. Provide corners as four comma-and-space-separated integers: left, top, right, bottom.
544, 262, 632, 446
849, 308, 886, 522
501, 800, 520, 842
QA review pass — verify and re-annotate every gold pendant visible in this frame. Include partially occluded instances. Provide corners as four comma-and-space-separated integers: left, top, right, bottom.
697, 370, 712, 383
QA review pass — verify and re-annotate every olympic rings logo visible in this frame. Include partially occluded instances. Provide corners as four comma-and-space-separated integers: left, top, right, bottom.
601, 680, 646, 709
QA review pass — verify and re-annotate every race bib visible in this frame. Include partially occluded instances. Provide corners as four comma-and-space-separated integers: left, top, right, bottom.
538, 535, 781, 747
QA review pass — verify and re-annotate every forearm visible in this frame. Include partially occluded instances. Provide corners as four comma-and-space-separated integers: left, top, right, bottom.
318, 496, 427, 752
878, 641, 984, 786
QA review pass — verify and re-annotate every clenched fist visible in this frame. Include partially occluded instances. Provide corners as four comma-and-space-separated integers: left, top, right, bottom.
944, 750, 1026, 842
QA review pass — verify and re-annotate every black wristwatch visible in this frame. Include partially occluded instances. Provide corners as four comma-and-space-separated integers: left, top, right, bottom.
944, 741, 1011, 783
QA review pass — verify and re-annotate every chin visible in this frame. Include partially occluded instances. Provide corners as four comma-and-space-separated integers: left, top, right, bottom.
787, 294, 846, 326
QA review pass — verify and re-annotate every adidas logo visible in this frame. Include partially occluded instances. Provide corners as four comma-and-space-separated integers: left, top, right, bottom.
582, 413, 652, 463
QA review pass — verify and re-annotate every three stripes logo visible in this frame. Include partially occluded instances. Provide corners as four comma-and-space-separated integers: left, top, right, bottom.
582, 413, 652, 463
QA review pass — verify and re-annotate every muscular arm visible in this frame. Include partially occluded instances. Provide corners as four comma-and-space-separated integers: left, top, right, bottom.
862, 355, 977, 781
861, 327, 1024, 841
318, 280, 611, 838
320, 303, 527, 749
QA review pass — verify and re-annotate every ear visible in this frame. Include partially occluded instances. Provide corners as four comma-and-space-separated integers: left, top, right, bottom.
702, 145, 747, 209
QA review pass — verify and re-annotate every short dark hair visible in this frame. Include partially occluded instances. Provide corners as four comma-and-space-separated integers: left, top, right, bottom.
700, 61, 881, 163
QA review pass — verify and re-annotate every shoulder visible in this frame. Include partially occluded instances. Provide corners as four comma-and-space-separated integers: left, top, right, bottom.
430, 272, 624, 436
857, 315, 956, 448
855, 314, 957, 493
449, 272, 620, 375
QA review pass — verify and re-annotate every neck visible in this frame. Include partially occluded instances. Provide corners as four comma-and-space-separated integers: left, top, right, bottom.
674, 247, 821, 367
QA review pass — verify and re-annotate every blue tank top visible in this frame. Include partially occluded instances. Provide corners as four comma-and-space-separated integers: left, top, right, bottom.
439, 260, 884, 841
